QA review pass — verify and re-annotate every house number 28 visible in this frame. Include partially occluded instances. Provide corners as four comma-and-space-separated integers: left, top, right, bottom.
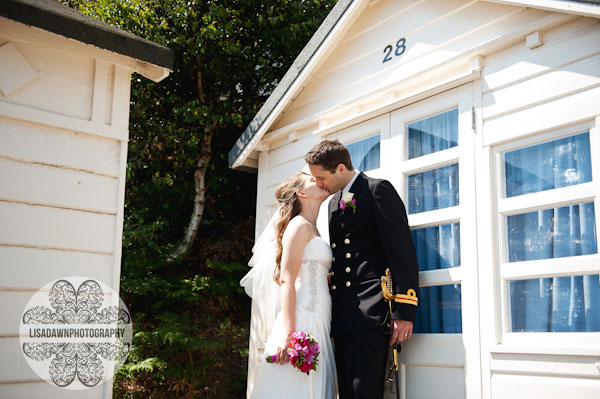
382, 38, 406, 63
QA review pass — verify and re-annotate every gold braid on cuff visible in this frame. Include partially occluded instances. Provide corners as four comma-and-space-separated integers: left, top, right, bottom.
381, 268, 418, 306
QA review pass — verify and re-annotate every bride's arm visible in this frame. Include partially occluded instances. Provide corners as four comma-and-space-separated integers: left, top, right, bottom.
275, 220, 311, 364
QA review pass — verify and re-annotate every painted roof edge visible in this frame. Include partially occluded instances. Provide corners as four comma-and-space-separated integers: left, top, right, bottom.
228, 0, 599, 171
227, 0, 355, 169
1, 0, 174, 73
486, 0, 600, 17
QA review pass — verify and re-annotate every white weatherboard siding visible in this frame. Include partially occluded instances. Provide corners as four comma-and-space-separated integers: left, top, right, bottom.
269, 0, 568, 135
0, 23, 132, 398
477, 15, 600, 399
249, 0, 600, 398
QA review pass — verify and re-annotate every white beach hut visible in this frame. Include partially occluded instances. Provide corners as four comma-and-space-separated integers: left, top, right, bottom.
0, 0, 172, 397
229, 0, 600, 397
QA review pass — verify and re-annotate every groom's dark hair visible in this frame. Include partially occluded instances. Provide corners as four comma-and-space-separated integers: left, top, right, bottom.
304, 140, 354, 174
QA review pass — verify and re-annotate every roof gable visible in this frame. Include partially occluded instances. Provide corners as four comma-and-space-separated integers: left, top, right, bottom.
1, 0, 173, 82
229, 0, 600, 170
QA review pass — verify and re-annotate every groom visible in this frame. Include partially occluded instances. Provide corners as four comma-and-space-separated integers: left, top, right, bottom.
305, 140, 419, 399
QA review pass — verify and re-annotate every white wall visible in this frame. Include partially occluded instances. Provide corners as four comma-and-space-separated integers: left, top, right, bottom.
0, 22, 132, 398
477, 16, 600, 399
481, 17, 600, 146
270, 0, 562, 132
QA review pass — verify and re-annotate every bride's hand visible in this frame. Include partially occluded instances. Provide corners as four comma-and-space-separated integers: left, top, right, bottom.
275, 332, 293, 364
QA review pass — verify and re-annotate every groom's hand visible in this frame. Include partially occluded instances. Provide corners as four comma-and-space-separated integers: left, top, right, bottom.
390, 319, 413, 344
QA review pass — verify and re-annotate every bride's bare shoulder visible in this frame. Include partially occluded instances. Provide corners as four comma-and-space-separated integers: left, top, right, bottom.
282, 216, 312, 244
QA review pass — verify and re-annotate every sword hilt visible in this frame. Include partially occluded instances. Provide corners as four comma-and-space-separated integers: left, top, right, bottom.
381, 268, 394, 301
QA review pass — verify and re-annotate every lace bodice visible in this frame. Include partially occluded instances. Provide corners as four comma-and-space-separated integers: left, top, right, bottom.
294, 237, 333, 313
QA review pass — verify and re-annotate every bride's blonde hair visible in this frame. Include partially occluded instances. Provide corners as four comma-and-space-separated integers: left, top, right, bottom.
273, 173, 306, 284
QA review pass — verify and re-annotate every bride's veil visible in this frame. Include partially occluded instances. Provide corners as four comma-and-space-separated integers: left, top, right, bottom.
240, 207, 282, 396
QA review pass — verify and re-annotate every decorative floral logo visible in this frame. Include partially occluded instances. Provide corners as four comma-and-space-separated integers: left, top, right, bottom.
19, 277, 132, 389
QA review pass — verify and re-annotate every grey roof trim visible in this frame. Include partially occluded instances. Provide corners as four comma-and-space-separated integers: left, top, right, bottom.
1, 0, 173, 71
228, 0, 354, 169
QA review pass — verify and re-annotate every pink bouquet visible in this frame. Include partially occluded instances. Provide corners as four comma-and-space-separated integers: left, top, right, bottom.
265, 331, 320, 375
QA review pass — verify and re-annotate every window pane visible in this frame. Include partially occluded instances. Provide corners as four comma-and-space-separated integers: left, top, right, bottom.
509, 274, 600, 332
414, 284, 462, 333
408, 164, 459, 214
347, 134, 380, 172
505, 132, 592, 198
412, 223, 460, 271
507, 202, 597, 262
408, 108, 458, 159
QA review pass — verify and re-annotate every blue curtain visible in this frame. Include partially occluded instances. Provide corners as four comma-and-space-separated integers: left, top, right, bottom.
412, 224, 462, 333
414, 285, 462, 333
408, 109, 462, 333
408, 164, 459, 214
505, 132, 592, 197
505, 132, 600, 332
507, 203, 597, 262
347, 134, 380, 172
408, 108, 458, 159
412, 223, 460, 271
510, 275, 600, 332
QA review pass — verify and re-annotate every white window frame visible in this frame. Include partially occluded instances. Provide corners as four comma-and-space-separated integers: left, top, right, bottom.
392, 87, 476, 292
326, 113, 389, 180
490, 119, 600, 354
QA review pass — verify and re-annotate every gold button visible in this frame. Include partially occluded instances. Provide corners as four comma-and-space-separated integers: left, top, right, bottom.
346, 253, 351, 259
332, 243, 336, 248
345, 267, 351, 273
331, 271, 334, 276
331, 285, 337, 290
344, 238, 350, 244
346, 281, 351, 287
332, 257, 335, 262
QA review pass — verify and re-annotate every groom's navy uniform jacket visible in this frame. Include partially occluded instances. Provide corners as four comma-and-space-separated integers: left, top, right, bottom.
328, 172, 419, 337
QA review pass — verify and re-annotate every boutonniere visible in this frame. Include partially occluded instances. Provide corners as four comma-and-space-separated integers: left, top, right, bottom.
339, 192, 357, 215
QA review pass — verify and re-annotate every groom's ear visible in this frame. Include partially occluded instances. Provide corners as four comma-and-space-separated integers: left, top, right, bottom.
337, 163, 347, 174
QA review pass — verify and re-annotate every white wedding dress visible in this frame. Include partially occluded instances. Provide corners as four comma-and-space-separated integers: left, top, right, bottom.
250, 236, 337, 399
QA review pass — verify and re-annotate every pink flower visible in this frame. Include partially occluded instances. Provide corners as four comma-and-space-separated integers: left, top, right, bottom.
265, 355, 277, 363
339, 193, 357, 215
277, 330, 320, 375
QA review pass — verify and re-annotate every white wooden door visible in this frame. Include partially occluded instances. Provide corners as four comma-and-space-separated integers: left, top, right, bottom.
387, 85, 481, 399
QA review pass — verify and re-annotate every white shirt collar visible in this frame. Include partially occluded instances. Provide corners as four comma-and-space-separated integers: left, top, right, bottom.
342, 170, 360, 194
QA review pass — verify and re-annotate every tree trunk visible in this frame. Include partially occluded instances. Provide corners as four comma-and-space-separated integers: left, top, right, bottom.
171, 132, 212, 260
170, 56, 211, 261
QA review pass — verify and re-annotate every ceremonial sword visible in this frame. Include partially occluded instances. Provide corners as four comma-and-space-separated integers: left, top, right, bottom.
382, 268, 401, 399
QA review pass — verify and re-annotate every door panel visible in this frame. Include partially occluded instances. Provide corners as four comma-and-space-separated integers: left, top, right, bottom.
386, 85, 480, 398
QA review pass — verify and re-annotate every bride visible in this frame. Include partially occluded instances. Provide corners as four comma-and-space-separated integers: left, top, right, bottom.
241, 171, 337, 398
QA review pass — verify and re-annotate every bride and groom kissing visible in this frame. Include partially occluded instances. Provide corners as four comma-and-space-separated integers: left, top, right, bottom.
241, 140, 419, 399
